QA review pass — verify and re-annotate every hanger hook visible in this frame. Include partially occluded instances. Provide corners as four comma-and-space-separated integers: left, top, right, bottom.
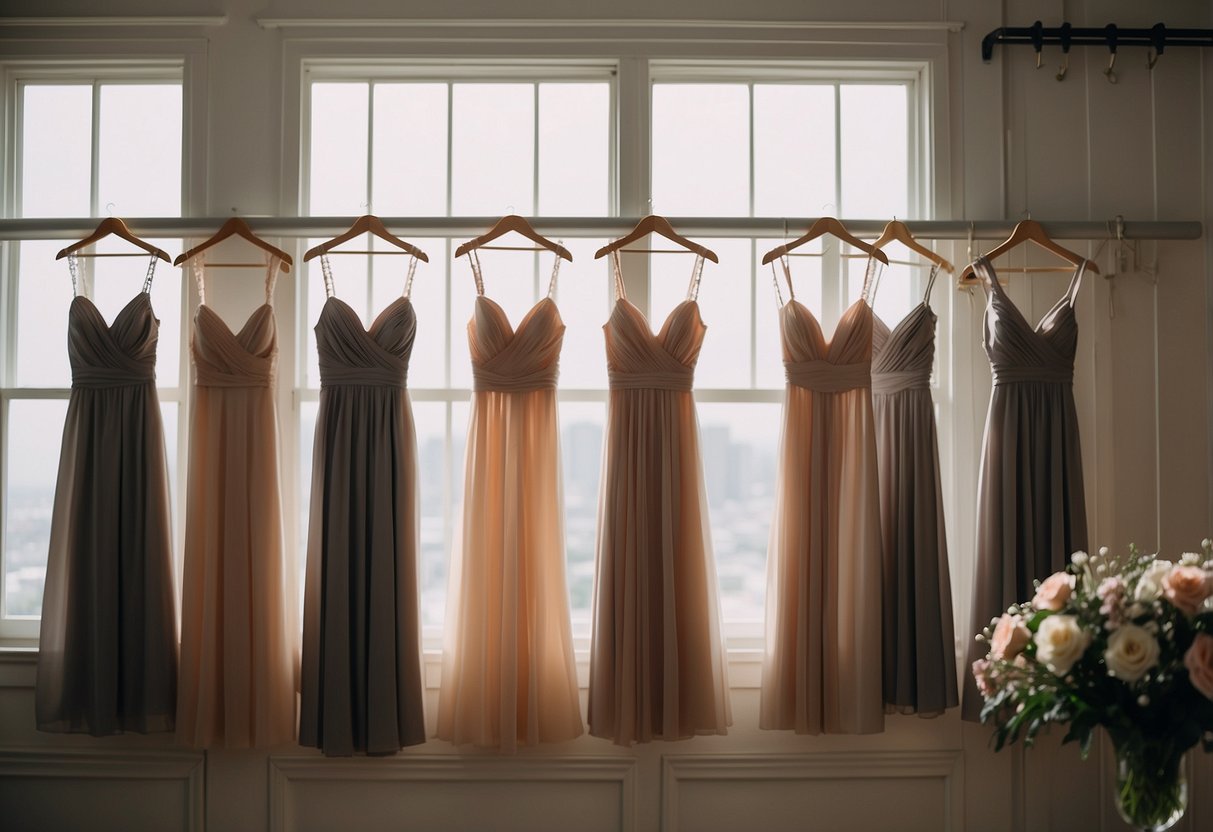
1146, 49, 1160, 70
105, 202, 115, 217
1105, 51, 1118, 84
1056, 51, 1070, 81
1030, 20, 1044, 69
1148, 23, 1166, 70
966, 222, 975, 263
1104, 24, 1119, 84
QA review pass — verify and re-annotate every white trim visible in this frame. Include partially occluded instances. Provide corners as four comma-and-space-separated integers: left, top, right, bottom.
257, 18, 965, 33
268, 755, 638, 832
0, 17, 228, 28
661, 750, 965, 831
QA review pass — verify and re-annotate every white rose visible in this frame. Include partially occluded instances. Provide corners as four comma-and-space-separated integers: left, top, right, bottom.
1034, 615, 1091, 676
1104, 623, 1160, 682
1135, 560, 1173, 602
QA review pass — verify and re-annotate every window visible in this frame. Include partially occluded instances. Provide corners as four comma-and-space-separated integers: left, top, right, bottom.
0, 69, 185, 639
300, 69, 615, 635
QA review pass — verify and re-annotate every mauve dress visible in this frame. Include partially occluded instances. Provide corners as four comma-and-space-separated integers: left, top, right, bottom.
871, 268, 957, 717
587, 252, 731, 746
299, 254, 426, 756
962, 255, 1088, 720
36, 256, 177, 735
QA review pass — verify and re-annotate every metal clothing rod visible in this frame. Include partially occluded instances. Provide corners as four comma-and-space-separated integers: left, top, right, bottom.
982, 22, 1213, 62
0, 217, 1201, 242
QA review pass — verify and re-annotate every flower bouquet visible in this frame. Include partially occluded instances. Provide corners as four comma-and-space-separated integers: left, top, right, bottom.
972, 540, 1213, 832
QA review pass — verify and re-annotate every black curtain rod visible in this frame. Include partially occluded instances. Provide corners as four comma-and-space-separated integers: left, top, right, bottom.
982, 22, 1213, 62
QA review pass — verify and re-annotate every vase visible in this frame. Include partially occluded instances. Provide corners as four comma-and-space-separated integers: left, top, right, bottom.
1111, 738, 1187, 832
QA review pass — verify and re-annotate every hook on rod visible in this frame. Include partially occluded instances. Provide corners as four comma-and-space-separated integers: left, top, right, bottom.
1104, 24, 1119, 83
1031, 20, 1044, 68
1056, 22, 1072, 81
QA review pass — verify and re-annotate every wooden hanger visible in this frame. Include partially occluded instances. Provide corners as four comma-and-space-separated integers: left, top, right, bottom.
761, 217, 889, 266
174, 218, 293, 272
594, 215, 718, 263
454, 214, 572, 261
868, 219, 953, 273
302, 215, 429, 262
56, 217, 171, 262
958, 219, 1098, 284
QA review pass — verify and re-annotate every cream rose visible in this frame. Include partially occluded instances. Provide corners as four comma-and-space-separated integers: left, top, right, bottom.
1034, 615, 1091, 676
990, 614, 1031, 661
1104, 623, 1160, 682
1033, 572, 1074, 611
1163, 565, 1213, 616
1135, 559, 1173, 602
1184, 633, 1213, 699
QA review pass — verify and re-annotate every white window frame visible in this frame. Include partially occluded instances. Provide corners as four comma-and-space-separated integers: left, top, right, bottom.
0, 45, 207, 645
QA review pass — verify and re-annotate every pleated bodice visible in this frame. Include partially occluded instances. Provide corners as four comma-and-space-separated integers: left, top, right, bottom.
983, 266, 1079, 386
470, 296, 564, 392
605, 298, 704, 391
193, 304, 276, 388
317, 296, 415, 388
781, 299, 873, 392
872, 303, 936, 394
68, 294, 158, 388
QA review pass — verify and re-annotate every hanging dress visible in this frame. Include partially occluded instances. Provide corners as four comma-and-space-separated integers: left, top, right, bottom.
760, 256, 884, 735
299, 254, 426, 756
962, 256, 1088, 719
36, 254, 178, 735
870, 266, 958, 717
176, 255, 297, 748
587, 252, 731, 746
436, 251, 583, 752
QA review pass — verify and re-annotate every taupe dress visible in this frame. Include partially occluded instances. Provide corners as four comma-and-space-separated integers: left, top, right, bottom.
587, 252, 731, 746
760, 256, 884, 735
871, 267, 957, 717
299, 254, 426, 756
176, 256, 297, 749
36, 255, 177, 735
962, 256, 1088, 720
436, 251, 583, 752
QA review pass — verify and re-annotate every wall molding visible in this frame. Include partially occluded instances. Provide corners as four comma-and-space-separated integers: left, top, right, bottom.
0, 17, 227, 28
661, 750, 964, 831
269, 754, 638, 832
257, 18, 965, 32
0, 748, 205, 831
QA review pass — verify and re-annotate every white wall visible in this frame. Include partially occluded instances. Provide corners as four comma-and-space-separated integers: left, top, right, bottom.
1, 1, 1211, 830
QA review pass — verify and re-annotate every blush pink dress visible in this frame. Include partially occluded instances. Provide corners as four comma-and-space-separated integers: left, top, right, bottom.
176, 256, 297, 749
587, 252, 731, 746
436, 251, 583, 752
760, 255, 884, 735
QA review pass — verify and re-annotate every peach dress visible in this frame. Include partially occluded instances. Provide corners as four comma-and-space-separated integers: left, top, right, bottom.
176, 256, 297, 749
587, 252, 731, 746
760, 255, 884, 735
436, 251, 583, 752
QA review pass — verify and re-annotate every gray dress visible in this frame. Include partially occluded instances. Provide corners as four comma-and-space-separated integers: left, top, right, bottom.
871, 269, 957, 717
36, 257, 178, 735
299, 255, 425, 755
961, 256, 1088, 720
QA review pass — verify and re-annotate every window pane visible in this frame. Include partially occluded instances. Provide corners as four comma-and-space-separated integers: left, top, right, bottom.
309, 83, 369, 214
97, 84, 182, 216
4, 400, 68, 617
651, 84, 749, 216
560, 401, 605, 633
698, 402, 780, 624
372, 84, 449, 216
415, 401, 448, 629
21, 84, 91, 217
650, 239, 753, 389
15, 241, 74, 387
840, 84, 908, 218
451, 84, 534, 215
753, 84, 836, 216
538, 83, 610, 216
371, 237, 447, 389
553, 239, 610, 390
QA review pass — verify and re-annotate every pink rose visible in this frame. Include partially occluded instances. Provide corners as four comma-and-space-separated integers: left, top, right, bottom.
1163, 565, 1213, 616
990, 614, 1031, 661
972, 658, 996, 698
1033, 572, 1074, 612
1184, 633, 1213, 699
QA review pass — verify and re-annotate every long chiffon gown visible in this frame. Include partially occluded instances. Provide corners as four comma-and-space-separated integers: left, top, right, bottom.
36, 255, 178, 735
587, 252, 731, 746
871, 267, 957, 717
436, 252, 583, 752
962, 256, 1088, 720
299, 254, 426, 756
176, 256, 297, 748
760, 256, 884, 735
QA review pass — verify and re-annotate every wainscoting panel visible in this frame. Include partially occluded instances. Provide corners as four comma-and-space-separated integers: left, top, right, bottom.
662, 751, 963, 832
0, 749, 204, 832
269, 755, 638, 832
